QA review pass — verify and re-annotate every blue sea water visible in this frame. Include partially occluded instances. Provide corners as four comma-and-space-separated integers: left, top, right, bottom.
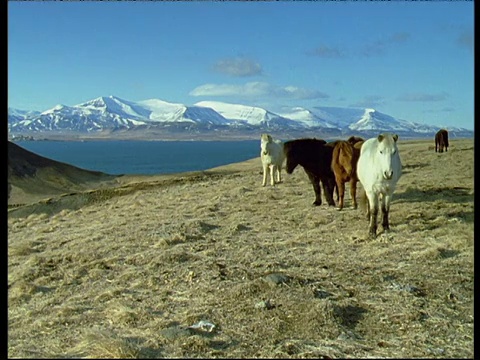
15, 140, 261, 176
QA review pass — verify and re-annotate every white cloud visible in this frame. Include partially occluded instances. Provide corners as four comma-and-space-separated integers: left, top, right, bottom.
396, 92, 449, 102
349, 95, 386, 108
212, 58, 263, 77
307, 45, 346, 58
190, 81, 329, 100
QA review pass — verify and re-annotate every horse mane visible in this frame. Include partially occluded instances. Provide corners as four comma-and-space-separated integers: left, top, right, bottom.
353, 141, 364, 151
347, 136, 364, 145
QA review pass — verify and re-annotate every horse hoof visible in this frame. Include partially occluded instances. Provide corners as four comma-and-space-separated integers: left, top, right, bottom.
313, 201, 322, 206
336, 207, 343, 211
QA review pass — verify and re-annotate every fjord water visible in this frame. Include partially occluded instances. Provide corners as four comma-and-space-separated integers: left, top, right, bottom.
16, 140, 261, 175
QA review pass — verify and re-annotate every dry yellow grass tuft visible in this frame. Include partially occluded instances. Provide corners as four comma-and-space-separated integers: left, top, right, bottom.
8, 138, 473, 358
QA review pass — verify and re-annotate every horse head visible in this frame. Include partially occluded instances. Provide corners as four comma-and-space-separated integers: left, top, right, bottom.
377, 133, 400, 180
285, 156, 298, 174
282, 141, 298, 174
260, 134, 272, 156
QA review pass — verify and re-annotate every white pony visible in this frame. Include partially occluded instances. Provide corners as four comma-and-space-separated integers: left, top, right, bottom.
357, 133, 402, 238
260, 133, 285, 186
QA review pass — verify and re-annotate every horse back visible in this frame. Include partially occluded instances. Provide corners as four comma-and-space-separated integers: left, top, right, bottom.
283, 138, 332, 175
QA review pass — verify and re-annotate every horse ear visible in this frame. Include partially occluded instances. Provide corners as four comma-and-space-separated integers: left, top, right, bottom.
377, 134, 384, 142
393, 134, 398, 142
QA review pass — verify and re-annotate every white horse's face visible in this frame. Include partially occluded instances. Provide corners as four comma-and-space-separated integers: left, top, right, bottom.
376, 134, 399, 180
260, 134, 272, 156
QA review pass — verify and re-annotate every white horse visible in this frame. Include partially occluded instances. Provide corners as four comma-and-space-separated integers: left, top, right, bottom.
357, 133, 402, 238
260, 133, 285, 186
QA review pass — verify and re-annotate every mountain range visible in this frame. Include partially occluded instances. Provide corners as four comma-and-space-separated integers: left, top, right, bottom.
8, 96, 473, 140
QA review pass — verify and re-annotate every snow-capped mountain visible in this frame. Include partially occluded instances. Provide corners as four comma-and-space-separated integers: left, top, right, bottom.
8, 108, 41, 124
13, 101, 147, 132
194, 100, 301, 128
275, 107, 339, 128
8, 95, 473, 139
136, 99, 232, 125
347, 108, 412, 132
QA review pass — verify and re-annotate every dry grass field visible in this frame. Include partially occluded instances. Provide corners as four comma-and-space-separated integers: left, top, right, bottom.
8, 138, 474, 358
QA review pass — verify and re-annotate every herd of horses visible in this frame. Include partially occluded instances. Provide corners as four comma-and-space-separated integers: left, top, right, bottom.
260, 129, 448, 238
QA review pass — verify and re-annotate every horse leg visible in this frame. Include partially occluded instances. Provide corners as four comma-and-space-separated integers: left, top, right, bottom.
262, 164, 268, 186
361, 189, 370, 220
269, 164, 276, 186
381, 193, 392, 232
307, 173, 322, 206
350, 179, 358, 209
335, 176, 345, 211
366, 190, 378, 238
322, 177, 336, 206
276, 165, 282, 183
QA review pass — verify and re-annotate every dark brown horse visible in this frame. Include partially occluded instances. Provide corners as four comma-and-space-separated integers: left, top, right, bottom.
283, 138, 336, 206
330, 139, 364, 210
435, 129, 449, 153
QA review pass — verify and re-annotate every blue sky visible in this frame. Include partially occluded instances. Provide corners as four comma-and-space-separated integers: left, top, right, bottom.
8, 1, 474, 130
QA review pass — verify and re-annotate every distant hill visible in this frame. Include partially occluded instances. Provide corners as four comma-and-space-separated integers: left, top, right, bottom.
8, 141, 118, 206
8, 96, 474, 140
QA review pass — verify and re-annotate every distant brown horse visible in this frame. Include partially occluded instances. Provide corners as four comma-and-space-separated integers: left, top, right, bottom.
330, 138, 364, 210
435, 129, 449, 153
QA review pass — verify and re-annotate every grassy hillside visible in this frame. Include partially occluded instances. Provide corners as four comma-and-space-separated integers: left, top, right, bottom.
8, 138, 474, 358
8, 141, 119, 207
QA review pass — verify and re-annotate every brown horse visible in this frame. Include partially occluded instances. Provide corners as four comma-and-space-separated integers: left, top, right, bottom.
330, 138, 364, 210
435, 129, 449, 153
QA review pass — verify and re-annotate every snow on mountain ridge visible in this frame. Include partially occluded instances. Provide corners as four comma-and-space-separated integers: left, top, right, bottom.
8, 95, 473, 135
276, 107, 338, 128
77, 96, 151, 120
195, 101, 275, 125
349, 108, 411, 132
